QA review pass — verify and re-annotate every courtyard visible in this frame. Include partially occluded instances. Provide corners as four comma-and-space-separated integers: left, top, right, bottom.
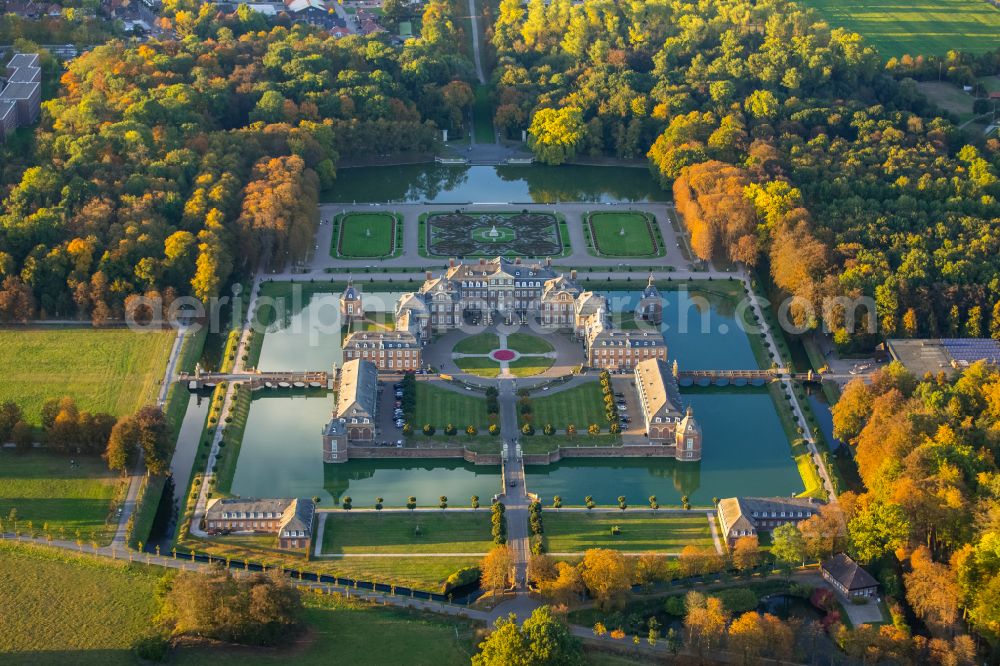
437, 328, 573, 379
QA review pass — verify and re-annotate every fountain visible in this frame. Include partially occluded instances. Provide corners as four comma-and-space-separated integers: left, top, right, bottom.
488, 225, 500, 239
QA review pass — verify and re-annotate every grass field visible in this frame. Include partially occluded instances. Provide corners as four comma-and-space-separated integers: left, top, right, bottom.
509, 356, 554, 377
0, 328, 174, 425
453, 332, 499, 354
798, 0, 1000, 58
0, 450, 124, 541
454, 356, 501, 378
321, 512, 493, 554
588, 212, 658, 257
179, 533, 480, 590
506, 332, 554, 355
174, 595, 477, 666
473, 84, 495, 144
543, 511, 715, 553
334, 213, 397, 258
0, 541, 163, 662
414, 383, 487, 430
528, 382, 607, 429
0, 541, 476, 665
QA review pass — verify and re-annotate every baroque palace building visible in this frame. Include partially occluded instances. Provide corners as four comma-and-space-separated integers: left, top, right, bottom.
338, 257, 666, 371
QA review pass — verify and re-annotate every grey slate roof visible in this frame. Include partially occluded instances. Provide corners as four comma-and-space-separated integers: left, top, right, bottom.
718, 496, 822, 538
822, 553, 879, 591
635, 358, 683, 418
336, 358, 378, 419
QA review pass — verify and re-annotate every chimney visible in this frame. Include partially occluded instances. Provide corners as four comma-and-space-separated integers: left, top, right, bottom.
449, 258, 456, 268
570, 270, 577, 280
515, 257, 521, 265
545, 257, 551, 267
479, 258, 485, 267
425, 270, 432, 280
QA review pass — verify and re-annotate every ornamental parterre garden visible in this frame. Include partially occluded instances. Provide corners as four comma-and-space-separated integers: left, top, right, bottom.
423, 211, 565, 257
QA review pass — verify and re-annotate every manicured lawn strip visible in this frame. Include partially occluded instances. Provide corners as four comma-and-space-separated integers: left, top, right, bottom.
505, 332, 553, 354
321, 511, 493, 554
0, 328, 174, 426
473, 84, 495, 144
178, 534, 479, 591
0, 541, 163, 660
508, 355, 554, 377
454, 356, 501, 377
453, 332, 499, 354
797, 0, 1000, 58
414, 383, 488, 430
215, 387, 252, 494
588, 212, 658, 257
334, 212, 398, 258
0, 450, 123, 542
543, 511, 714, 553
528, 382, 606, 429
173, 595, 477, 666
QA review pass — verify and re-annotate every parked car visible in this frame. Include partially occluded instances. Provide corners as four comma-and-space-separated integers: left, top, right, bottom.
617, 404, 627, 412
614, 392, 625, 398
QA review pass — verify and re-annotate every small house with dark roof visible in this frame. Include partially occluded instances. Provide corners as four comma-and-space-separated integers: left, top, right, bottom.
822, 553, 879, 598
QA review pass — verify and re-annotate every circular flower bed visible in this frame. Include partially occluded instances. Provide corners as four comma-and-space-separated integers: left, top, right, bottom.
491, 349, 516, 362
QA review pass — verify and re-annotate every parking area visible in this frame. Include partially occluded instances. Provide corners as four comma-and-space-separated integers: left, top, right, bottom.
375, 379, 407, 445
611, 376, 647, 440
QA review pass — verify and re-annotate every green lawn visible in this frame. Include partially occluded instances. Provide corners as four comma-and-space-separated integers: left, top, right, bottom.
588, 212, 658, 257
543, 511, 714, 553
798, 0, 1000, 58
508, 356, 554, 377
0, 328, 174, 425
174, 595, 476, 666
505, 332, 554, 355
472, 84, 495, 144
414, 382, 488, 430
453, 332, 499, 354
0, 541, 476, 666
334, 213, 397, 258
321, 511, 493, 554
0, 541, 164, 663
454, 356, 501, 378
0, 450, 123, 541
528, 382, 607, 428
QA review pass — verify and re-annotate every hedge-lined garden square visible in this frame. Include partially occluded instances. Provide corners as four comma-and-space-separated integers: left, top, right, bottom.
426, 211, 563, 257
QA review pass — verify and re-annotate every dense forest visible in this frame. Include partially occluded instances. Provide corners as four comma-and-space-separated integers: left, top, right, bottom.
0, 1, 473, 320
491, 0, 1000, 346
833, 361, 1000, 650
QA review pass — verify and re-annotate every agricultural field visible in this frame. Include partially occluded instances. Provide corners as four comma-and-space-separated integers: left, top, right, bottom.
587, 212, 660, 257
0, 450, 124, 541
320, 512, 493, 554
528, 382, 607, 428
414, 382, 488, 430
542, 511, 715, 553
798, 0, 1000, 58
0, 541, 164, 663
333, 212, 399, 258
0, 328, 174, 425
